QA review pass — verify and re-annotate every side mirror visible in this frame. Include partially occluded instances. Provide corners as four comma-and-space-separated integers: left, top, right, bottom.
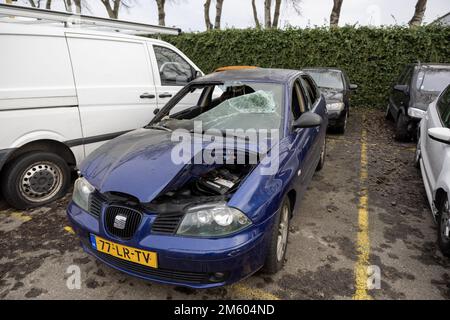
193, 70, 203, 80
428, 127, 450, 145
293, 112, 323, 129
394, 84, 409, 95
349, 84, 358, 90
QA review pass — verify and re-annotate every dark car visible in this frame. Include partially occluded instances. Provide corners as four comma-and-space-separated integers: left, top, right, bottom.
67, 68, 328, 288
386, 63, 450, 141
303, 68, 357, 133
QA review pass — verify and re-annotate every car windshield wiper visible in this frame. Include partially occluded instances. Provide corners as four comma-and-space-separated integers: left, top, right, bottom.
145, 124, 172, 132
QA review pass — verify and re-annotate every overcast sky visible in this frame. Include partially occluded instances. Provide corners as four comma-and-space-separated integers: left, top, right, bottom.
7, 0, 450, 31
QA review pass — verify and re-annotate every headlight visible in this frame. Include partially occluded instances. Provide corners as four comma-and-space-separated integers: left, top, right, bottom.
408, 107, 426, 119
177, 202, 252, 237
327, 102, 345, 111
72, 177, 95, 212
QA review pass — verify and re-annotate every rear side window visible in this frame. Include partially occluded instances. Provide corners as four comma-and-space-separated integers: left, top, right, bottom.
437, 86, 450, 128
154, 46, 194, 86
301, 76, 319, 105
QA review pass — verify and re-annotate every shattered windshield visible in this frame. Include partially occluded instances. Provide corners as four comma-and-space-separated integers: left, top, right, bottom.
305, 70, 343, 90
153, 81, 284, 132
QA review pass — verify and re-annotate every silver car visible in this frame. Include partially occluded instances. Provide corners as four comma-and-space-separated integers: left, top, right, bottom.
416, 84, 450, 256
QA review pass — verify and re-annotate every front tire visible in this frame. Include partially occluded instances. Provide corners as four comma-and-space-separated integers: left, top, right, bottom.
0, 152, 71, 209
437, 198, 450, 257
395, 112, 410, 141
335, 110, 348, 134
262, 196, 291, 274
316, 138, 326, 171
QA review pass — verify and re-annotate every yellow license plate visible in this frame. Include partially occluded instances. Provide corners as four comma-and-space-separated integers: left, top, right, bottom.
90, 234, 158, 268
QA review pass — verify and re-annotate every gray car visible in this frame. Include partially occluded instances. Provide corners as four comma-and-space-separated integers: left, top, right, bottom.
416, 84, 450, 256
303, 68, 357, 133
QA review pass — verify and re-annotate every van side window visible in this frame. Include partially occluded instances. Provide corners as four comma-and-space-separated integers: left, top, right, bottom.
437, 87, 450, 128
292, 80, 307, 120
154, 46, 194, 86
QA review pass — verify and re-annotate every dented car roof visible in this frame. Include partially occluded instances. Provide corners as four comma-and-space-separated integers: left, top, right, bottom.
192, 68, 304, 84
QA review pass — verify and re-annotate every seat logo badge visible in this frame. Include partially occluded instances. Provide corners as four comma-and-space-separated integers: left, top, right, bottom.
114, 214, 127, 230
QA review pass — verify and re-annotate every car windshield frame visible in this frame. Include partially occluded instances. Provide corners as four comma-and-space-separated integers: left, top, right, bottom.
305, 70, 344, 90
149, 80, 286, 133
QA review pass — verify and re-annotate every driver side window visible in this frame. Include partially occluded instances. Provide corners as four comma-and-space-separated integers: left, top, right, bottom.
154, 46, 194, 86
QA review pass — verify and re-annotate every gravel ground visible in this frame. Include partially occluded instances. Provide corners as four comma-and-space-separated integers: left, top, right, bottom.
0, 109, 449, 300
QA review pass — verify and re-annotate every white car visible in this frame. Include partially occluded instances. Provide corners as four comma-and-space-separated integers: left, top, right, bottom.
0, 15, 203, 209
416, 84, 450, 256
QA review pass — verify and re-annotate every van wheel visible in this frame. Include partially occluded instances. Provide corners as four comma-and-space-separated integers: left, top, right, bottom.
395, 113, 410, 141
1, 152, 71, 210
437, 198, 450, 257
262, 196, 291, 274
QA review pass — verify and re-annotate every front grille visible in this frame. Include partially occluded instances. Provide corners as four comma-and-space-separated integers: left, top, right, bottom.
94, 250, 210, 284
88, 192, 105, 218
105, 206, 142, 239
151, 212, 184, 235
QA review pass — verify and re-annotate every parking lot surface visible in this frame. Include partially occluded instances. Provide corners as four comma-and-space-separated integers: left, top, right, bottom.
0, 109, 449, 300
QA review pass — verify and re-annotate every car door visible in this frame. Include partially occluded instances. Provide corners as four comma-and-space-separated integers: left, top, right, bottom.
424, 87, 450, 190
392, 66, 413, 118
288, 79, 316, 197
149, 44, 200, 110
66, 33, 158, 156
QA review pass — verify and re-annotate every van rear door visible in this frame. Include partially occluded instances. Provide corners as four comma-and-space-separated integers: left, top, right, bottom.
66, 33, 158, 155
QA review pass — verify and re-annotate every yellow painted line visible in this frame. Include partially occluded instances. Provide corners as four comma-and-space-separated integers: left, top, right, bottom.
230, 284, 280, 300
64, 226, 75, 234
353, 117, 372, 300
11, 212, 32, 222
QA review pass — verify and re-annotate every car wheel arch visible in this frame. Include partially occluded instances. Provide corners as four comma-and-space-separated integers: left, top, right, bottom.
286, 189, 296, 218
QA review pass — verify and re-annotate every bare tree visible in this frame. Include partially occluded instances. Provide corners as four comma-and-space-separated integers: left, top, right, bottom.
99, 0, 134, 19
204, 0, 213, 30
214, 0, 224, 29
155, 0, 166, 26
204, 0, 225, 30
264, 0, 271, 28
330, 0, 343, 27
409, 0, 427, 27
254, 0, 301, 29
251, 0, 261, 29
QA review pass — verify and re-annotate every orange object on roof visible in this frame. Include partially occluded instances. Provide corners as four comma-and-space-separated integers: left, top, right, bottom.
214, 66, 258, 72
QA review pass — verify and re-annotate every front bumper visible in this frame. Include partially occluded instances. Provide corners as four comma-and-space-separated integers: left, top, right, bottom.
67, 201, 273, 288
327, 109, 346, 128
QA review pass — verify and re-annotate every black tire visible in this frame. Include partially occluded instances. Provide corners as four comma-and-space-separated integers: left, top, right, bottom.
414, 139, 421, 169
385, 103, 394, 121
395, 112, 410, 141
437, 198, 450, 257
0, 152, 71, 210
262, 196, 291, 274
316, 138, 326, 171
335, 111, 348, 134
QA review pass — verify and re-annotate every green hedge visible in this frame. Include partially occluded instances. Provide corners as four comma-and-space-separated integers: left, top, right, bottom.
160, 26, 450, 108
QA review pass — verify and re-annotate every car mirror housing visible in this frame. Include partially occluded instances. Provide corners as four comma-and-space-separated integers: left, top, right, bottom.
428, 128, 450, 145
349, 84, 358, 90
293, 112, 323, 129
394, 84, 409, 95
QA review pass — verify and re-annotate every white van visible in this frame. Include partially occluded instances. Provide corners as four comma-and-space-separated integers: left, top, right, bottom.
0, 20, 203, 209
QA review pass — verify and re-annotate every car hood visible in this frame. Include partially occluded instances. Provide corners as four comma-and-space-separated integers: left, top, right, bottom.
320, 88, 344, 102
80, 128, 262, 203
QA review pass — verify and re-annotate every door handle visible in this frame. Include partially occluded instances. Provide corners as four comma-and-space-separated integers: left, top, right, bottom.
140, 93, 156, 99
159, 93, 173, 98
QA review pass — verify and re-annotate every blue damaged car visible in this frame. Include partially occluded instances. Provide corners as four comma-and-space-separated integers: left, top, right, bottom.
66, 68, 328, 288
